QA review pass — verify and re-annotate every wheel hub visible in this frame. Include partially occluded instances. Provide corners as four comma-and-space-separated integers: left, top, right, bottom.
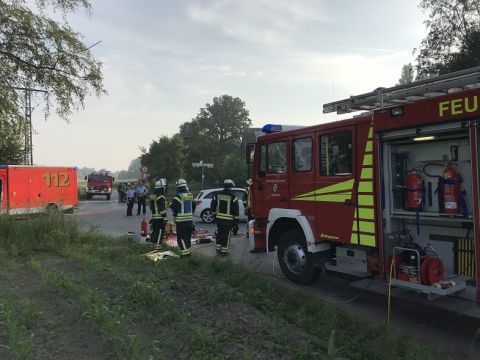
284, 242, 306, 275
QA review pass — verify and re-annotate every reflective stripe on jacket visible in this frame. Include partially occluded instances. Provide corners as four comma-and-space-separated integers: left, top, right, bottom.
152, 195, 167, 220
174, 192, 193, 222
212, 190, 239, 222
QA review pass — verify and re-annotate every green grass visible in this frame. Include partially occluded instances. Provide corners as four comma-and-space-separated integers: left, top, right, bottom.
0, 213, 465, 359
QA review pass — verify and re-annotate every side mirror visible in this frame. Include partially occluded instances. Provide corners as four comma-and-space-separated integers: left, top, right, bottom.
112, 177, 115, 182
84, 176, 87, 180
245, 143, 255, 164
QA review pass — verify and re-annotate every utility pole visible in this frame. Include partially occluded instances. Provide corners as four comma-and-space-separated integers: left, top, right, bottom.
13, 87, 48, 165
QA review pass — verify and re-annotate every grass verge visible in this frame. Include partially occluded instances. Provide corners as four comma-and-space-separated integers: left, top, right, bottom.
0, 213, 466, 359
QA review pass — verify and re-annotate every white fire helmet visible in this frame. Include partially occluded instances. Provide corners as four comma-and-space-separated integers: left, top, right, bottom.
176, 178, 187, 188
155, 179, 166, 189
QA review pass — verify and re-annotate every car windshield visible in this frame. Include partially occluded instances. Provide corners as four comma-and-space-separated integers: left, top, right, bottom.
88, 175, 109, 182
195, 191, 204, 199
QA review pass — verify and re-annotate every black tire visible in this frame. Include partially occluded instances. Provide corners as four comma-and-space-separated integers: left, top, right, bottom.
106, 194, 111, 200
201, 209, 215, 223
278, 230, 319, 284
86, 193, 92, 200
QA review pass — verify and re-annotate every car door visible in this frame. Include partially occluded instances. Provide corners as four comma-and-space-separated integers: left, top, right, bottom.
253, 140, 289, 218
312, 125, 358, 243
289, 135, 315, 227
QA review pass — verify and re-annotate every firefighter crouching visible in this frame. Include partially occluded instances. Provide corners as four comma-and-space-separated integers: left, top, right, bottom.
170, 178, 195, 257
150, 179, 167, 247
211, 179, 239, 256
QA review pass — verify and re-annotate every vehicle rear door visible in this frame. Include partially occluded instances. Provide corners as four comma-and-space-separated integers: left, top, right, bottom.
253, 140, 289, 217
313, 125, 358, 243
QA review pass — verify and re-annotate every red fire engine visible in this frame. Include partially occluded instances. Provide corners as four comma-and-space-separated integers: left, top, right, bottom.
0, 165, 78, 215
85, 170, 114, 200
249, 66, 480, 301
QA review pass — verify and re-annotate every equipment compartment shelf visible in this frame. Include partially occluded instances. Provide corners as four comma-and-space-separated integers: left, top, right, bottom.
391, 278, 466, 297
390, 210, 473, 223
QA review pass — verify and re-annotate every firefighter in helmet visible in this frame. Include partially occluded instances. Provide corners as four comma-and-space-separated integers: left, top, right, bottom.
211, 179, 239, 256
170, 178, 195, 257
150, 179, 167, 247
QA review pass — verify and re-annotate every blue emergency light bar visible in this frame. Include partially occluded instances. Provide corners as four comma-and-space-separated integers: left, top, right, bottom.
262, 124, 283, 133
262, 124, 306, 133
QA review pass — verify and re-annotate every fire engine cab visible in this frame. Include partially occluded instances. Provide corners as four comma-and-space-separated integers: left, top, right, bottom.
249, 66, 480, 301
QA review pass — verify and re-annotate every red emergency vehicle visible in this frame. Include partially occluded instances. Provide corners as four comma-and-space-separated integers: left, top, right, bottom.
0, 165, 78, 215
249, 66, 480, 302
85, 170, 114, 200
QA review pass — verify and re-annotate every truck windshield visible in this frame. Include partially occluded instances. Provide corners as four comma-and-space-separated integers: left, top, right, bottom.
88, 175, 109, 182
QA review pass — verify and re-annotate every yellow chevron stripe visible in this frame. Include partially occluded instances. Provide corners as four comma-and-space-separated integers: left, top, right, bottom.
295, 193, 352, 203
365, 140, 372, 152
363, 154, 372, 166
359, 234, 375, 247
368, 127, 373, 139
361, 168, 373, 180
358, 181, 373, 193
355, 207, 375, 220
294, 179, 354, 198
354, 220, 375, 233
358, 195, 374, 206
351, 233, 358, 244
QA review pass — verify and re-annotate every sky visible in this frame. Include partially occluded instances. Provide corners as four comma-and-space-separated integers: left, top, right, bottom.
31, 0, 427, 172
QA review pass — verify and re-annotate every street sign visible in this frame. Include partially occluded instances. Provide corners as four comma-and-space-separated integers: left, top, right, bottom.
140, 166, 148, 173
192, 162, 213, 168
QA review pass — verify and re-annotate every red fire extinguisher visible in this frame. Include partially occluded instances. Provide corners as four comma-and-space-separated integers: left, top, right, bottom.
406, 170, 424, 210
141, 218, 148, 236
442, 164, 462, 214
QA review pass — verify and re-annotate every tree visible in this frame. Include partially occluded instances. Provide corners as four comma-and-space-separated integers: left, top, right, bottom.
182, 95, 252, 186
116, 157, 142, 180
397, 63, 415, 85
0, 117, 24, 164
141, 135, 184, 187
415, 0, 480, 78
0, 0, 105, 161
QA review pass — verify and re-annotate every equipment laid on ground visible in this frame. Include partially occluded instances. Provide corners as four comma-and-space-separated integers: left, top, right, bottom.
248, 66, 480, 303
0, 165, 78, 215
85, 170, 114, 200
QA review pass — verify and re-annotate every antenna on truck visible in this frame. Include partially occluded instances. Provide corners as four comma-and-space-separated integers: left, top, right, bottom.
323, 66, 480, 114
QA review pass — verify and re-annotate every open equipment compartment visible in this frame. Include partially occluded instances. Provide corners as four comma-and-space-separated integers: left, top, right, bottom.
380, 121, 474, 297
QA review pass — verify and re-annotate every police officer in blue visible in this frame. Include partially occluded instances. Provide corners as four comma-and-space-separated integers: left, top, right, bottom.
136, 181, 148, 215
211, 179, 239, 256
170, 178, 195, 257
126, 183, 136, 216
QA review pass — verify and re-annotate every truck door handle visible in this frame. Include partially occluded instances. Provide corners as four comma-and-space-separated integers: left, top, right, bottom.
344, 199, 356, 206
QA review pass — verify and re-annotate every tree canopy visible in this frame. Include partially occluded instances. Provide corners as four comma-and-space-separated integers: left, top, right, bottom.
415, 0, 480, 78
142, 95, 252, 189
0, 0, 105, 163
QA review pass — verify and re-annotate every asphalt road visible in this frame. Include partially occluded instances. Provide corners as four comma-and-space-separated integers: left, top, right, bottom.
75, 192, 480, 358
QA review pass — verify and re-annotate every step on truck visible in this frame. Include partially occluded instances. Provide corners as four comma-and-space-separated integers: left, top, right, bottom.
85, 170, 114, 200
248, 66, 480, 303
0, 165, 78, 215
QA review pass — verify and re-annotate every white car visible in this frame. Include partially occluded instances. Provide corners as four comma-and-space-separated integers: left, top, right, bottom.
194, 188, 247, 223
